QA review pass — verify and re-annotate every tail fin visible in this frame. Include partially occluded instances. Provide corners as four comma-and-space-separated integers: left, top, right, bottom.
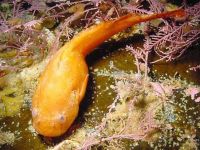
69, 9, 185, 57
140, 9, 185, 21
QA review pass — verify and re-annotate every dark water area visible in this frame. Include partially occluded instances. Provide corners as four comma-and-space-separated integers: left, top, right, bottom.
0, 36, 200, 150
151, 42, 200, 84
0, 108, 46, 150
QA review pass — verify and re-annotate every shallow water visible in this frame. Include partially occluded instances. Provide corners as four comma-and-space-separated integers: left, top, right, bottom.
0, 36, 200, 149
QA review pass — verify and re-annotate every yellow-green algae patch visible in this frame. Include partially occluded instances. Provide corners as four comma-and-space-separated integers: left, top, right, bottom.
0, 57, 49, 118
0, 74, 23, 117
0, 58, 49, 148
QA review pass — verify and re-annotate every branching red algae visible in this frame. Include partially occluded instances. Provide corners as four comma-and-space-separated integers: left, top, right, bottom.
32, 9, 185, 137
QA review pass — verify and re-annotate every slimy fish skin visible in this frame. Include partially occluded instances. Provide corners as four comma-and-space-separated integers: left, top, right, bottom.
32, 9, 185, 137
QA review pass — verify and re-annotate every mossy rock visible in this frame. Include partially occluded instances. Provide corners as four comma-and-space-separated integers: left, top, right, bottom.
0, 88, 23, 117
0, 49, 17, 59
0, 74, 24, 118
42, 18, 57, 29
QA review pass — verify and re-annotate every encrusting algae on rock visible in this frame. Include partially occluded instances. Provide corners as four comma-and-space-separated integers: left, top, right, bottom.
0, 74, 23, 117
31, 9, 186, 137
0, 58, 49, 118
51, 68, 200, 149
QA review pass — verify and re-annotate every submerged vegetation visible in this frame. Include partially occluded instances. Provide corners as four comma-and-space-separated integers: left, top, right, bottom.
52, 66, 200, 150
0, 0, 200, 149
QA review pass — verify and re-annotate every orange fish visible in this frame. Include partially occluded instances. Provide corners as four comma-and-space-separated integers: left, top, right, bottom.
32, 9, 185, 137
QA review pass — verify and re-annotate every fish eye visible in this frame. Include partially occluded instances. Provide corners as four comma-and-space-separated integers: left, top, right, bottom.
56, 113, 65, 122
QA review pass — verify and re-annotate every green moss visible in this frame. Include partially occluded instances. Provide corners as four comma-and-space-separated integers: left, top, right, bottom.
42, 18, 57, 29
0, 49, 17, 59
0, 74, 24, 118
0, 91, 23, 117
0, 3, 12, 19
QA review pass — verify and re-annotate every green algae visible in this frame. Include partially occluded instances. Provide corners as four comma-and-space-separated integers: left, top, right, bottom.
0, 74, 24, 118
0, 50, 17, 59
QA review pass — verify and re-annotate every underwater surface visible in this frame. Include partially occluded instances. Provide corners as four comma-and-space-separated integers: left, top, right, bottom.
0, 36, 200, 149
0, 0, 200, 149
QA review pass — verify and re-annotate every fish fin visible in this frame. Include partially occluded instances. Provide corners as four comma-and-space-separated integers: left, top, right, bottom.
79, 74, 89, 103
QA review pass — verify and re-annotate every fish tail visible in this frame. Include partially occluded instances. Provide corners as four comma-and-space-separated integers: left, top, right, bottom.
72, 9, 185, 57
140, 9, 185, 21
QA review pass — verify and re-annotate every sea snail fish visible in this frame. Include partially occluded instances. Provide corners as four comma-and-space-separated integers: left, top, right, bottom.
32, 9, 185, 137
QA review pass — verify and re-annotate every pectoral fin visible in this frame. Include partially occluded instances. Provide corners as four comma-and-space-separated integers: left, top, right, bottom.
79, 74, 89, 103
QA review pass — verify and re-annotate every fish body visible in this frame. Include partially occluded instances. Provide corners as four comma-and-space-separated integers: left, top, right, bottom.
32, 48, 88, 136
32, 9, 185, 137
